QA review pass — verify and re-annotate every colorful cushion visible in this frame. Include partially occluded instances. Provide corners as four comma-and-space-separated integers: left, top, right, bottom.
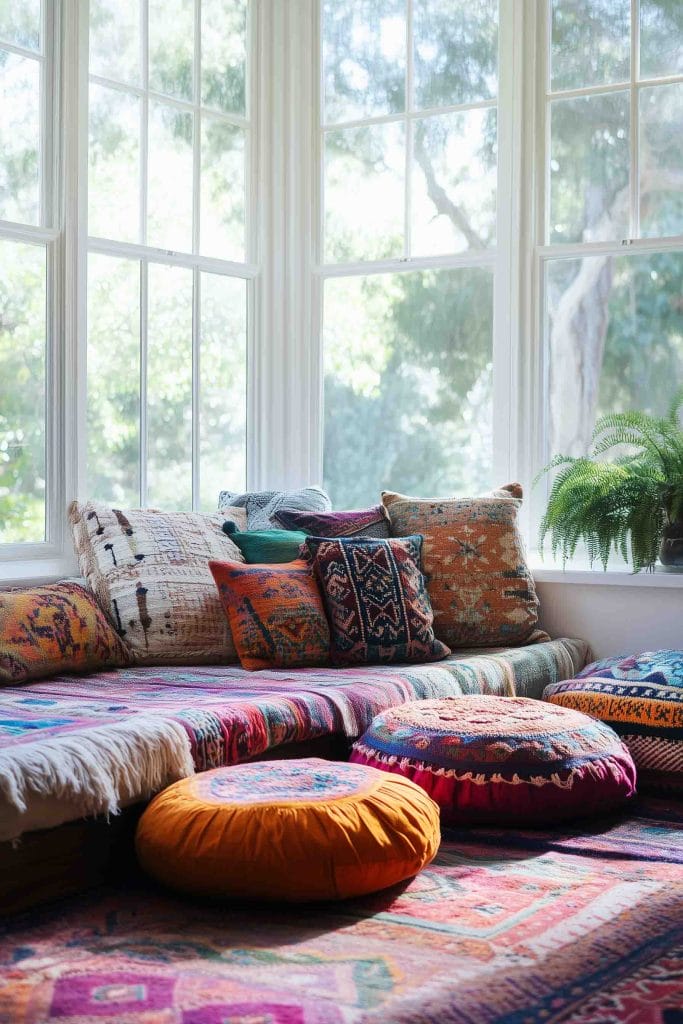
218, 487, 331, 531
382, 486, 542, 648
544, 650, 683, 792
271, 505, 390, 538
576, 649, 683, 686
304, 535, 450, 667
351, 695, 636, 824
135, 757, 440, 901
209, 559, 330, 670
222, 526, 308, 563
0, 582, 130, 684
69, 501, 244, 665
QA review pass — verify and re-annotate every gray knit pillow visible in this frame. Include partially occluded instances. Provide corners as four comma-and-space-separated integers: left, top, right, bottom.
218, 487, 331, 531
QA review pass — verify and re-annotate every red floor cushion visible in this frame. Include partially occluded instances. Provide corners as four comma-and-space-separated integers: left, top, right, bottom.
136, 757, 440, 902
350, 696, 636, 824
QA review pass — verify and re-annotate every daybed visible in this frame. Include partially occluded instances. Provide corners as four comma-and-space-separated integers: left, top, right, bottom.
0, 637, 587, 843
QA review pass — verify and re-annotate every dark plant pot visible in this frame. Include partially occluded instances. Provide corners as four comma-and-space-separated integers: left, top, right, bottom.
660, 519, 683, 568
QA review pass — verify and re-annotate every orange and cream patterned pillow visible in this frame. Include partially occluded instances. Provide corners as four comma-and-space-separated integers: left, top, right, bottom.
69, 501, 245, 665
382, 485, 544, 648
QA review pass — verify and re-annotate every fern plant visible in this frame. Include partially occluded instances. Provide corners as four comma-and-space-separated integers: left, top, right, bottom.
537, 390, 683, 572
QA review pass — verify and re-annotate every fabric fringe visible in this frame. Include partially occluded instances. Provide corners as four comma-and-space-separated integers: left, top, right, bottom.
0, 715, 194, 815
353, 742, 628, 791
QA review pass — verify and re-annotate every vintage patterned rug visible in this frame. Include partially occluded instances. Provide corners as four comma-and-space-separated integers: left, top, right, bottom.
0, 796, 681, 1023
0, 638, 587, 837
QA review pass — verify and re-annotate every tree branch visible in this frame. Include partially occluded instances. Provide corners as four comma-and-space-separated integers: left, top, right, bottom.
413, 133, 486, 250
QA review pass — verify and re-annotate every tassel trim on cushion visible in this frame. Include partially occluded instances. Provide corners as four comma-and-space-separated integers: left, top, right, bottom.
352, 742, 633, 791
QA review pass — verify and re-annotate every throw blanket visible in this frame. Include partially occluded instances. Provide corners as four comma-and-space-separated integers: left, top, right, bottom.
0, 639, 587, 833
0, 795, 680, 1023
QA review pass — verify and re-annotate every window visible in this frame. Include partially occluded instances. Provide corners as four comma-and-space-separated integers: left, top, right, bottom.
1, 0, 681, 579
542, 0, 683, 466
320, 0, 499, 508
86, 0, 253, 509
0, 1, 53, 544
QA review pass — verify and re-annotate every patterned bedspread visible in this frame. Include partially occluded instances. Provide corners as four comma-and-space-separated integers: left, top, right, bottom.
0, 795, 680, 1023
0, 638, 588, 839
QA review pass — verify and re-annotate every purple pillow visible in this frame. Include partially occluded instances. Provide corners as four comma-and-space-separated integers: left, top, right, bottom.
272, 504, 390, 538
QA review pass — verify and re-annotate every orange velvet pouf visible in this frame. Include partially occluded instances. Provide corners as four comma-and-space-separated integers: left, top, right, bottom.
136, 758, 440, 902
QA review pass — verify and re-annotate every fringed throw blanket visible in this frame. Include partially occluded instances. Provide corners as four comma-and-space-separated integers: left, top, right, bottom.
0, 638, 588, 837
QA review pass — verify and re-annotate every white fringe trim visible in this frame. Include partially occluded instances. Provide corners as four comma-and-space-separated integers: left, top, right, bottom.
0, 715, 195, 816
353, 742, 626, 791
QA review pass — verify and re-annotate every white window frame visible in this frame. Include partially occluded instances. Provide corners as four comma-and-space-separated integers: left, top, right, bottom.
81, 0, 260, 511
0, 0, 69, 577
1, 0, 681, 591
526, 0, 683, 562
305, 0, 522, 501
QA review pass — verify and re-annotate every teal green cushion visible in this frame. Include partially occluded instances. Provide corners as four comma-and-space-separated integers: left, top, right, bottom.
224, 527, 308, 563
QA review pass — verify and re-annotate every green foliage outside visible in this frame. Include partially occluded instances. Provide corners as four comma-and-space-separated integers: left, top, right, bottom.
0, 0, 682, 544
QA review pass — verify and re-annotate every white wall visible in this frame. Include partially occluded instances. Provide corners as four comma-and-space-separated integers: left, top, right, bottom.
537, 581, 683, 661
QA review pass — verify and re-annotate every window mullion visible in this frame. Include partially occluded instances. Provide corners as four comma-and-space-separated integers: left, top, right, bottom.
192, 267, 200, 509
140, 0, 149, 246
630, 0, 640, 239
404, 0, 413, 258
193, 0, 201, 255
139, 259, 148, 507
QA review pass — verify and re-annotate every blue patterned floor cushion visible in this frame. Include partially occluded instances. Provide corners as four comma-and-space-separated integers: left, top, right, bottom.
544, 650, 683, 792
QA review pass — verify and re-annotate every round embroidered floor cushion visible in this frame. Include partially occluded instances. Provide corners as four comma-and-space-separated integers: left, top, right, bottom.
544, 651, 683, 792
136, 757, 440, 902
350, 696, 636, 825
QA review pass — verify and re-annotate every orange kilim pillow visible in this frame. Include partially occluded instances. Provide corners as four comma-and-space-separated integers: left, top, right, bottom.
209, 559, 330, 671
382, 485, 544, 648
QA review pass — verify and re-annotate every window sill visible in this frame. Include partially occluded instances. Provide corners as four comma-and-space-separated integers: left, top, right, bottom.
530, 557, 683, 589
0, 556, 78, 589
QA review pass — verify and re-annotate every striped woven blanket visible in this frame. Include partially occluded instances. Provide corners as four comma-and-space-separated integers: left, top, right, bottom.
0, 638, 587, 839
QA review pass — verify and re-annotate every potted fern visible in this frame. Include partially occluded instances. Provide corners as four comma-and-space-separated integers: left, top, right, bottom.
537, 392, 683, 572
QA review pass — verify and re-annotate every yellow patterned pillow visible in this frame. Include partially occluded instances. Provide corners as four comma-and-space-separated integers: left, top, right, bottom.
69, 502, 245, 665
0, 582, 130, 684
382, 486, 544, 648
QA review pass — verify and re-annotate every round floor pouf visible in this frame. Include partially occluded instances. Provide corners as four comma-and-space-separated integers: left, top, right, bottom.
136, 757, 440, 902
350, 696, 637, 825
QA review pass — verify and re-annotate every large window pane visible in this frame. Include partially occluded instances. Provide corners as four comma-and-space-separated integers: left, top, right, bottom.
87, 255, 140, 505
550, 0, 630, 91
89, 0, 141, 87
199, 273, 247, 509
0, 0, 40, 52
413, 0, 497, 110
412, 108, 497, 256
0, 49, 40, 225
149, 0, 194, 102
88, 84, 141, 243
200, 117, 245, 261
546, 252, 683, 459
201, 0, 247, 116
323, 0, 405, 124
324, 122, 404, 263
323, 269, 493, 508
147, 101, 193, 252
0, 239, 45, 543
549, 91, 629, 244
640, 0, 683, 80
640, 83, 683, 239
147, 265, 193, 510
